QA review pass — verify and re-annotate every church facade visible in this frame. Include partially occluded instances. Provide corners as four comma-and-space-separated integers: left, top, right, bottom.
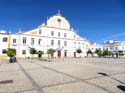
0, 13, 98, 59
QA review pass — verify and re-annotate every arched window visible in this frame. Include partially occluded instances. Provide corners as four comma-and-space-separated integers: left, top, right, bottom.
57, 19, 61, 28
39, 29, 42, 34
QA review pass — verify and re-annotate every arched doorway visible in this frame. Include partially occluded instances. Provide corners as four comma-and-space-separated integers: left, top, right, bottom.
57, 50, 61, 58
64, 51, 67, 58
74, 52, 76, 58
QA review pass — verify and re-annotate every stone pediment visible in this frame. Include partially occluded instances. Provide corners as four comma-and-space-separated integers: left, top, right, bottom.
40, 14, 71, 30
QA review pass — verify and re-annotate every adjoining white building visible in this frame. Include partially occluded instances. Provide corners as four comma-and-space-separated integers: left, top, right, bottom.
89, 42, 103, 53
103, 40, 125, 51
103, 40, 125, 55
0, 13, 97, 59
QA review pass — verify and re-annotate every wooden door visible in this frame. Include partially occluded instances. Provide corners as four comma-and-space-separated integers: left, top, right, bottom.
57, 51, 61, 58
74, 52, 76, 58
64, 51, 67, 58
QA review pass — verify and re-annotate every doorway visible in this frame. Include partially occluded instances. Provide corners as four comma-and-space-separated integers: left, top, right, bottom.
57, 51, 61, 58
74, 52, 76, 58
64, 51, 67, 58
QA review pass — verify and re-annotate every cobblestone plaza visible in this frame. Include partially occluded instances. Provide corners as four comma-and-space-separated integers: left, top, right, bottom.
0, 58, 125, 93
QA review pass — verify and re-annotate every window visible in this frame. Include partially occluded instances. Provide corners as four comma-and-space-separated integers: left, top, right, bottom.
64, 41, 67, 46
74, 42, 76, 44
78, 42, 80, 45
57, 19, 61, 22
38, 39, 42, 45
110, 47, 113, 50
22, 50, 26, 55
86, 44, 88, 48
83, 43, 85, 46
58, 40, 60, 46
115, 47, 117, 50
74, 34, 76, 38
2, 49, 7, 54
122, 47, 124, 50
51, 40, 54, 46
31, 38, 34, 45
64, 33, 67, 37
58, 32, 60, 37
3, 37, 8, 42
57, 19, 61, 28
51, 31, 54, 36
23, 37, 26, 44
13, 39, 16, 43
39, 29, 42, 34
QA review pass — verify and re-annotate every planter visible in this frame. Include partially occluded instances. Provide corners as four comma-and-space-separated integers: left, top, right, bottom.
9, 57, 17, 63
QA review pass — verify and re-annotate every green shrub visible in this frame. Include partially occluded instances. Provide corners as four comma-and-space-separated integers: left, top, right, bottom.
7, 48, 16, 57
97, 51, 103, 57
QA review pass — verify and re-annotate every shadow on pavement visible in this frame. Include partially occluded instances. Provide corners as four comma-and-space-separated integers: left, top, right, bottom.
98, 72, 124, 84
98, 72, 125, 92
117, 85, 125, 91
98, 72, 108, 76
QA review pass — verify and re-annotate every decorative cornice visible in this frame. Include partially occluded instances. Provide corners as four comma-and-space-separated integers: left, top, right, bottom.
39, 25, 74, 32
19, 33, 87, 42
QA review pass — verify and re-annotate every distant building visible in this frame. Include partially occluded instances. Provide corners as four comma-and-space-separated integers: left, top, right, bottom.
103, 40, 125, 54
0, 13, 94, 59
89, 42, 103, 53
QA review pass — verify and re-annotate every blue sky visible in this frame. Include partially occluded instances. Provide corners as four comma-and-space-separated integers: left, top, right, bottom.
0, 0, 125, 44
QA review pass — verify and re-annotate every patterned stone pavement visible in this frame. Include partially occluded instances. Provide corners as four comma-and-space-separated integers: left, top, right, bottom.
0, 58, 125, 93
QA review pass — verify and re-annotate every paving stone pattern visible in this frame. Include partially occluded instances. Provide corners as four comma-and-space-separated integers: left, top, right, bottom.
0, 58, 125, 93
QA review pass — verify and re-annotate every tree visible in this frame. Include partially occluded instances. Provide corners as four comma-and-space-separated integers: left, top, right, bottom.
76, 49, 82, 57
103, 50, 113, 57
108, 51, 113, 56
97, 50, 103, 57
103, 50, 108, 56
87, 49, 93, 57
87, 49, 93, 54
118, 51, 124, 57
7, 48, 16, 63
47, 49, 56, 58
7, 48, 16, 57
95, 49, 101, 54
94, 49, 104, 58
29, 47, 37, 58
37, 50, 44, 58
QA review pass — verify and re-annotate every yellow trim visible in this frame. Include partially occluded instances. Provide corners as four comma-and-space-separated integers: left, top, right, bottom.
20, 34, 86, 42
40, 26, 73, 32
0, 55, 8, 59
21, 25, 74, 34
8, 33, 11, 48
30, 31, 37, 35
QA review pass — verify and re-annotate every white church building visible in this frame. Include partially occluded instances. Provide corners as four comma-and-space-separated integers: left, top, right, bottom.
0, 13, 100, 59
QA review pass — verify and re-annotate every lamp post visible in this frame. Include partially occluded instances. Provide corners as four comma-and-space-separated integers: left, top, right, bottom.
62, 46, 64, 62
47, 45, 49, 59
25, 44, 29, 60
25, 44, 26, 59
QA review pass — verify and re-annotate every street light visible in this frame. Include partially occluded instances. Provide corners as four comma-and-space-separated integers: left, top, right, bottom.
25, 44, 29, 60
